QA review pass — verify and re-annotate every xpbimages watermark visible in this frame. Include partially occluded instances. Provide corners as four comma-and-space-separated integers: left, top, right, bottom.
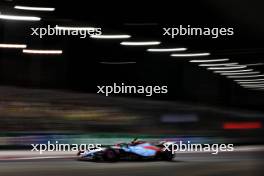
31, 141, 102, 154
163, 141, 234, 155
30, 25, 102, 38
97, 83, 168, 96
163, 25, 234, 39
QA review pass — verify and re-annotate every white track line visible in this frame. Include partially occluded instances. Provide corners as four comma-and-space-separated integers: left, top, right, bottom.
0, 156, 75, 161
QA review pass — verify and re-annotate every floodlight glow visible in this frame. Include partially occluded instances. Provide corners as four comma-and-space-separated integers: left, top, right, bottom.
189, 59, 229, 63
120, 41, 161, 46
14, 5, 55, 11
227, 75, 264, 78
147, 48, 187, 52
55, 26, 96, 31
23, 49, 63, 54
0, 14, 41, 21
242, 85, 264, 88
0, 43, 27, 48
235, 79, 264, 82
214, 69, 254, 73
220, 72, 260, 76
246, 63, 264, 66
199, 63, 238, 67
90, 34, 131, 39
237, 81, 264, 84
171, 53, 210, 57
207, 66, 247, 70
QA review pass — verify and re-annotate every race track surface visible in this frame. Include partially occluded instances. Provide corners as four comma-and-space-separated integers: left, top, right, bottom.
0, 150, 263, 176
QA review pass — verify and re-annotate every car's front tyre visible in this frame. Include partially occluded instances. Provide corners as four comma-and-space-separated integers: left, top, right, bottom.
103, 149, 119, 162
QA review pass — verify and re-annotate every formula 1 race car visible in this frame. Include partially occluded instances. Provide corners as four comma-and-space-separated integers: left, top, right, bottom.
77, 138, 175, 162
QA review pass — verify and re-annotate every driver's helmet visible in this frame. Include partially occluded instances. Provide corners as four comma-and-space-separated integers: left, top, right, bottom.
115, 142, 128, 147
131, 139, 144, 146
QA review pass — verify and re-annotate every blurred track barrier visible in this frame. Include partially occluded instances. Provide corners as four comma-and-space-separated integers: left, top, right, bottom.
0, 133, 234, 149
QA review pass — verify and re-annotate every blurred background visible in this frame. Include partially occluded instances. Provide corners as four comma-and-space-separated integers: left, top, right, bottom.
0, 0, 264, 176
0, 86, 263, 148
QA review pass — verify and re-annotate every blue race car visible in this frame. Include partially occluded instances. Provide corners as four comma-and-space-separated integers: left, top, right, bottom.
77, 139, 174, 162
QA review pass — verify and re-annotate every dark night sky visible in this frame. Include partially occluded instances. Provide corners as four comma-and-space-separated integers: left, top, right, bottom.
0, 0, 264, 112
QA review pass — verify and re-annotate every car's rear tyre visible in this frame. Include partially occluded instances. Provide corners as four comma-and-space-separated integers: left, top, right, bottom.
103, 149, 118, 162
156, 151, 174, 161
162, 151, 174, 161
